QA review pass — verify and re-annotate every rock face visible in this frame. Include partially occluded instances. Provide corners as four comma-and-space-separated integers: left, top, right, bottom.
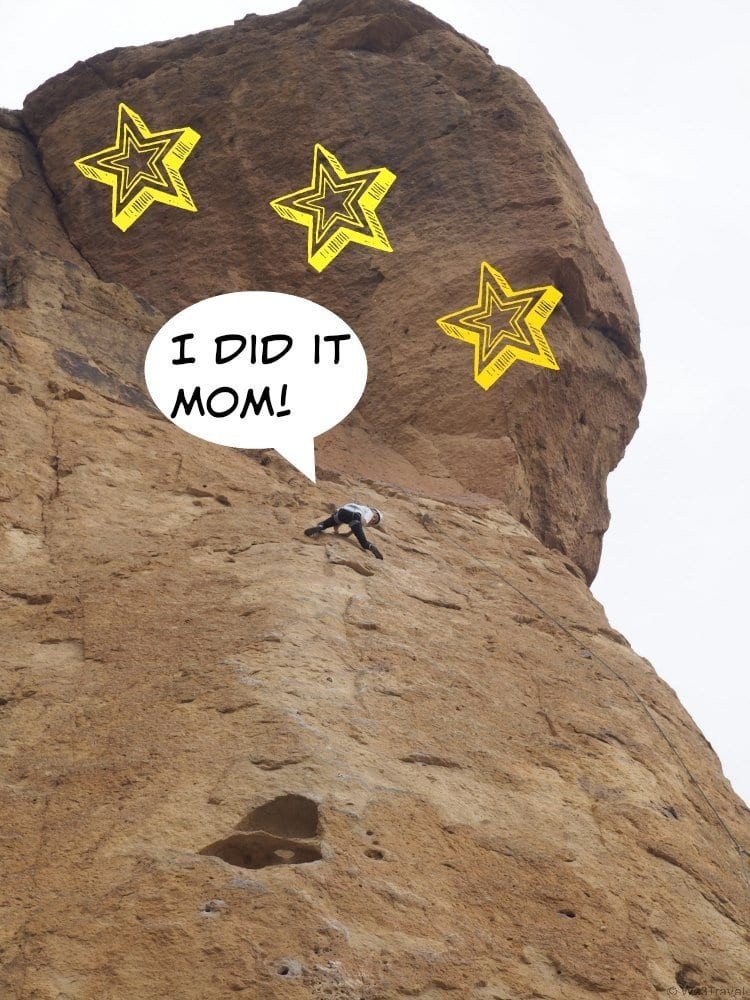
21, 0, 645, 583
1, 2, 748, 999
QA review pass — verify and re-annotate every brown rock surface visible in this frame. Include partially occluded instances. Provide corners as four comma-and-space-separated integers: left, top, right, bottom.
1, 3, 748, 999
21, 0, 646, 581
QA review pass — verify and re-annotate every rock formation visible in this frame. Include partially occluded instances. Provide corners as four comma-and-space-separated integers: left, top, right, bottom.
1, 1, 747, 997
21, 0, 647, 583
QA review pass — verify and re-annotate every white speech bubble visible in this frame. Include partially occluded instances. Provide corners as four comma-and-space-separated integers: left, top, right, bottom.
144, 291, 367, 481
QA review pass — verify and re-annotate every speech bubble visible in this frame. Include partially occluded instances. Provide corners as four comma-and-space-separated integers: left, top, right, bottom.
144, 291, 367, 481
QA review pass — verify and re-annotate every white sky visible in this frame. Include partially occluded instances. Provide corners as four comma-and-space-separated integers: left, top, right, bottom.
3, 1, 748, 805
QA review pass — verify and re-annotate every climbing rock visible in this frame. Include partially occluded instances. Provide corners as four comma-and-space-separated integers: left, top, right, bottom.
325, 543, 377, 576
0, 1, 747, 998
20, 0, 645, 581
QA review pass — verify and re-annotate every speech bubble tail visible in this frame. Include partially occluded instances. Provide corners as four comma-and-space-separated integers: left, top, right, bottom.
277, 438, 317, 482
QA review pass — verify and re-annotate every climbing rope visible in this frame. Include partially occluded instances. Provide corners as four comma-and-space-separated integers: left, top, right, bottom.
436, 529, 750, 897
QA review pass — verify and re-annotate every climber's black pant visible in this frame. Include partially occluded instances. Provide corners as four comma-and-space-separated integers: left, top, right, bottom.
316, 509, 370, 551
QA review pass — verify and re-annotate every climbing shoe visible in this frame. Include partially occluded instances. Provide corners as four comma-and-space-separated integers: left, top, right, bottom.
304, 526, 322, 537
369, 544, 384, 560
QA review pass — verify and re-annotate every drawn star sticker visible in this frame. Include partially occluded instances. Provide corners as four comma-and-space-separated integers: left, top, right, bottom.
74, 103, 201, 232
270, 143, 396, 272
436, 262, 563, 389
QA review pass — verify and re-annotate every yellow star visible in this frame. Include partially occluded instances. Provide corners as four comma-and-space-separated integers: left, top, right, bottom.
436, 262, 562, 389
74, 103, 201, 232
270, 143, 396, 272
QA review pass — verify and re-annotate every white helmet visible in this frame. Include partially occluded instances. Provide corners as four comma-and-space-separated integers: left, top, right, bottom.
372, 507, 383, 525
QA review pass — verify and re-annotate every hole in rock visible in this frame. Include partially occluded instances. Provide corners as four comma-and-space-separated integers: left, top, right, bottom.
676, 966, 702, 992
558, 909, 576, 918
274, 959, 301, 978
658, 803, 679, 819
237, 793, 320, 838
365, 848, 384, 860
200, 831, 322, 870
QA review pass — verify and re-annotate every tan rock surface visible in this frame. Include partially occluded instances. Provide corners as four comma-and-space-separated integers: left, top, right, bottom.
2, 3, 749, 999
21, 0, 646, 581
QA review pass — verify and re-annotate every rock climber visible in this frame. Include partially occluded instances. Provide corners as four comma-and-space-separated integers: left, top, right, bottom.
304, 502, 384, 559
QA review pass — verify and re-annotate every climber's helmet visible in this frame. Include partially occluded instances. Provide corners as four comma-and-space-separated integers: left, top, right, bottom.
372, 507, 383, 526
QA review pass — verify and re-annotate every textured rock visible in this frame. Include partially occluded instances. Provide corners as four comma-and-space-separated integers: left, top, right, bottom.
22, 0, 646, 581
2, 3, 749, 999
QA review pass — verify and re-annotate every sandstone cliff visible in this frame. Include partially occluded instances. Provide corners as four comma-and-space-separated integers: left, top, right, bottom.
20, 0, 647, 583
1, 1, 748, 998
